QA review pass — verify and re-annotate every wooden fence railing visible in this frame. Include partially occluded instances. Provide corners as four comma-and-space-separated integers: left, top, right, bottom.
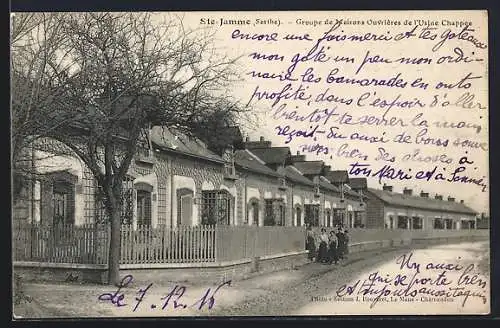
215, 226, 306, 262
119, 225, 217, 264
13, 223, 109, 264
13, 223, 307, 265
13, 223, 488, 266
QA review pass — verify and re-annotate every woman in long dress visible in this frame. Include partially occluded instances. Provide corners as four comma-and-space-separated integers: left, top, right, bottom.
328, 230, 339, 265
305, 225, 316, 261
336, 227, 345, 260
317, 228, 329, 264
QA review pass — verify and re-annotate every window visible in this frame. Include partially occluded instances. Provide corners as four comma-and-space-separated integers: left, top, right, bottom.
397, 216, 408, 229
444, 219, 453, 230
412, 216, 423, 229
136, 190, 152, 226
304, 204, 320, 227
264, 198, 285, 226
91, 174, 134, 224
460, 220, 467, 230
246, 199, 260, 225
332, 209, 343, 227
201, 190, 233, 225
434, 218, 444, 229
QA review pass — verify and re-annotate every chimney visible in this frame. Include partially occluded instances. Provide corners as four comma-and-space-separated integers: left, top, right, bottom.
382, 184, 393, 192
460, 200, 464, 204
297, 151, 300, 155
435, 195, 443, 200
245, 136, 250, 142
290, 154, 306, 163
447, 196, 455, 202
420, 191, 429, 198
245, 137, 272, 149
403, 188, 413, 196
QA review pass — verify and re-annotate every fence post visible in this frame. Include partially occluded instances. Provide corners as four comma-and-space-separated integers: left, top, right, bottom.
214, 224, 219, 263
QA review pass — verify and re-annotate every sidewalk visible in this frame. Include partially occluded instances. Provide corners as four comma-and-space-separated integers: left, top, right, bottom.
14, 246, 409, 318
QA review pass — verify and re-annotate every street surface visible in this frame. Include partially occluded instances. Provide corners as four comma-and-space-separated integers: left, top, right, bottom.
14, 241, 490, 318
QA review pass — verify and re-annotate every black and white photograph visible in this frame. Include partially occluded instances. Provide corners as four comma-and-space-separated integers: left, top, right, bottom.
11, 10, 489, 317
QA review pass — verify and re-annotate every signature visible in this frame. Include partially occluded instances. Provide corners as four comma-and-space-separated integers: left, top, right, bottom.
98, 275, 232, 311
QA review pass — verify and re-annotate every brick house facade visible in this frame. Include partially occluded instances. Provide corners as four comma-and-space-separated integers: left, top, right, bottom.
365, 186, 477, 230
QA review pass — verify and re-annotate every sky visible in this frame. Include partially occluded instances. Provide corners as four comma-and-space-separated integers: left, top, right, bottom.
148, 11, 490, 215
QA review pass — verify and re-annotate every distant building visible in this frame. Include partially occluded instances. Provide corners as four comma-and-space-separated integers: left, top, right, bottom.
476, 213, 489, 229
242, 139, 366, 228
289, 159, 343, 228
365, 185, 477, 230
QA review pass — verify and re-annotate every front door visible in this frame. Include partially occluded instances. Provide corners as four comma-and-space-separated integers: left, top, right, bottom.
252, 202, 259, 225
179, 193, 193, 226
53, 192, 67, 226
52, 180, 74, 226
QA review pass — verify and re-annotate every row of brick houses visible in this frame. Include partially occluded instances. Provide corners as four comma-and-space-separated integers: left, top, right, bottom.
13, 124, 479, 231
365, 185, 478, 230
13, 127, 368, 230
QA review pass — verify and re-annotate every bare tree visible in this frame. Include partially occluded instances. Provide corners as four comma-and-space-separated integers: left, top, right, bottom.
11, 12, 248, 285
11, 13, 69, 195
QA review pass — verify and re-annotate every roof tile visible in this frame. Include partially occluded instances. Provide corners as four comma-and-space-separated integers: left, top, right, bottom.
234, 150, 281, 177
249, 147, 291, 165
150, 126, 222, 162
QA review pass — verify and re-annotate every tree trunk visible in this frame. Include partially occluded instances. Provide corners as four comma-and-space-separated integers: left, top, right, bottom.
106, 198, 122, 286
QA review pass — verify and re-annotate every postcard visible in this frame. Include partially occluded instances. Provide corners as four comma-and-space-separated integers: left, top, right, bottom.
11, 10, 489, 318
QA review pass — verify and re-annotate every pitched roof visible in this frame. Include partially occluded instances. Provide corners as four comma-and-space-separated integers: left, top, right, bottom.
326, 170, 350, 184
278, 165, 315, 186
150, 126, 223, 162
248, 147, 291, 165
349, 178, 368, 189
319, 176, 341, 193
234, 150, 281, 177
367, 188, 477, 215
293, 161, 324, 176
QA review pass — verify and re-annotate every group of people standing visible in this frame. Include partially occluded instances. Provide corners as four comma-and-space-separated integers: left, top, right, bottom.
306, 225, 349, 265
